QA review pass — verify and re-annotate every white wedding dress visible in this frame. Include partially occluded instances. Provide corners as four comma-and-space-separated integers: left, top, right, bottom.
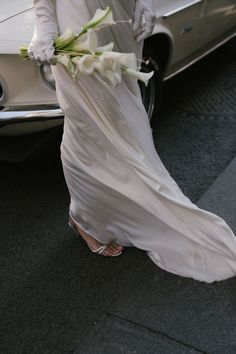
51, 0, 236, 282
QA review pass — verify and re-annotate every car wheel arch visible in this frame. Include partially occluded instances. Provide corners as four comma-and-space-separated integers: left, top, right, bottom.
143, 33, 172, 74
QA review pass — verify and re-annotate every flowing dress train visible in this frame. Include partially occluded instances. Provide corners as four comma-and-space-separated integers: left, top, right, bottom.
51, 0, 236, 282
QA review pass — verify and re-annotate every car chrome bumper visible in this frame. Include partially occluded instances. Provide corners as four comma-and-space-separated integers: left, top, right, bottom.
0, 106, 64, 127
0, 106, 64, 136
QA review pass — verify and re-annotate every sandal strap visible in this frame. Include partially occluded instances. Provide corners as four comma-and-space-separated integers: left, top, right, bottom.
69, 217, 122, 257
89, 244, 109, 255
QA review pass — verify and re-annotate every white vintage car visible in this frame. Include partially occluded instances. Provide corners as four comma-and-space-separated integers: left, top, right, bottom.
0, 0, 236, 136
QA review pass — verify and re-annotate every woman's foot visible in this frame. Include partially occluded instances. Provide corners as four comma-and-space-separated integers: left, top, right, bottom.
69, 217, 124, 257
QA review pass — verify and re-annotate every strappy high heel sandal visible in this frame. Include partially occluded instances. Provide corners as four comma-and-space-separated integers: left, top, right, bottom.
68, 217, 123, 257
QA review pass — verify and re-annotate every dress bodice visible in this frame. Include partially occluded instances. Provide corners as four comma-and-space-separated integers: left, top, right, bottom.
54, 0, 139, 57
55, 0, 91, 34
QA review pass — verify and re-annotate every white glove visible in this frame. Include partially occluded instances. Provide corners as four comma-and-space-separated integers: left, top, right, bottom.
28, 0, 58, 65
133, 0, 156, 42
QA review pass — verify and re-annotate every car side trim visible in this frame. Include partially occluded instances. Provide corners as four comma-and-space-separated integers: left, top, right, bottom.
0, 107, 64, 127
163, 31, 236, 81
0, 7, 34, 24
162, 0, 203, 18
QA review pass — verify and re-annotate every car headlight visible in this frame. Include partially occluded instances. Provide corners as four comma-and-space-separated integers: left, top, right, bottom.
40, 65, 56, 90
0, 76, 8, 105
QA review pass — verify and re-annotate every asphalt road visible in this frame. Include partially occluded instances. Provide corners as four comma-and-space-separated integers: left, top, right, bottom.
0, 38, 236, 354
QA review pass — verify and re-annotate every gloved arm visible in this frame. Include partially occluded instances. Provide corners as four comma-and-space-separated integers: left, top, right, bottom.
133, 0, 156, 42
28, 0, 58, 65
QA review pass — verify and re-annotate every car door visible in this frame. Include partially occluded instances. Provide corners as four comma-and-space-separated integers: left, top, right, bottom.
1, 0, 33, 22
201, 0, 236, 46
156, 0, 204, 75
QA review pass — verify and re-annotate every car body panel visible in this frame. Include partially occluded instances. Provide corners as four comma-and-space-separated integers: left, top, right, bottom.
0, 55, 57, 106
0, 4, 34, 54
0, 0, 33, 23
152, 0, 236, 78
0, 0, 236, 136
155, 0, 205, 71
203, 1, 236, 43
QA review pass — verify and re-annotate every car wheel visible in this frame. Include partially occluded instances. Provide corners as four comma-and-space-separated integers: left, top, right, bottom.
139, 56, 163, 130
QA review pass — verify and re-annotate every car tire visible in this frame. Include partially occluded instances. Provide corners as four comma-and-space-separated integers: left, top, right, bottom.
139, 55, 163, 130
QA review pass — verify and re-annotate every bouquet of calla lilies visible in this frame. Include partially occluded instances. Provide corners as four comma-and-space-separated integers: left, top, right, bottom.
20, 7, 154, 87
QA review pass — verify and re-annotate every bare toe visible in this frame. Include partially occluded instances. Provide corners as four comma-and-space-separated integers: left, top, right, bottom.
102, 249, 115, 257
103, 243, 123, 256
110, 243, 124, 252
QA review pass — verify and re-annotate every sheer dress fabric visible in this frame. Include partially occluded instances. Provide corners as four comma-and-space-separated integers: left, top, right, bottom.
50, 0, 236, 282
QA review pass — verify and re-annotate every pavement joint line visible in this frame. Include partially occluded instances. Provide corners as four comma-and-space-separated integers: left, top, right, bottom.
105, 311, 209, 354
197, 154, 236, 202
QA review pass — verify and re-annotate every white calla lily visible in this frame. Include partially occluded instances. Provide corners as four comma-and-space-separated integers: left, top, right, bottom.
72, 55, 97, 75
79, 7, 115, 35
71, 29, 98, 53
93, 60, 105, 74
99, 55, 118, 72
56, 53, 70, 67
123, 68, 154, 86
55, 28, 76, 49
101, 51, 137, 70
101, 61, 122, 87
57, 53, 77, 76
96, 42, 114, 53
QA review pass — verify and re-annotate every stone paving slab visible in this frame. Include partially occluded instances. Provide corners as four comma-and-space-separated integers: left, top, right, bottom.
104, 256, 236, 354
74, 314, 202, 354
197, 156, 236, 233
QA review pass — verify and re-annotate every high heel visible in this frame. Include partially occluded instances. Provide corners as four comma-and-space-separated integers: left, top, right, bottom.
68, 217, 123, 257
